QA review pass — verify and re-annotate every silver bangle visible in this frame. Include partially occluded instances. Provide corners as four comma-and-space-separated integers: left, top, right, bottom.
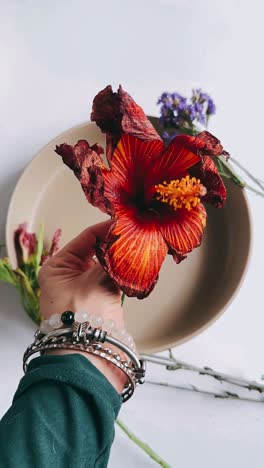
35, 325, 142, 369
23, 319, 146, 403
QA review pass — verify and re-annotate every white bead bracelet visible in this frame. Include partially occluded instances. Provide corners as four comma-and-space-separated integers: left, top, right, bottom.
40, 311, 137, 354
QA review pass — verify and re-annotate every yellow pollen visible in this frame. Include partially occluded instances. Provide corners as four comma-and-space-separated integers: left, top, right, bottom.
155, 175, 207, 211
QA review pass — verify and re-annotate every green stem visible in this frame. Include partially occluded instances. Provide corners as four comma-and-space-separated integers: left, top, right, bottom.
116, 419, 173, 468
121, 292, 126, 307
244, 183, 264, 197
207, 140, 264, 198
217, 156, 246, 187
230, 156, 264, 192
217, 165, 264, 197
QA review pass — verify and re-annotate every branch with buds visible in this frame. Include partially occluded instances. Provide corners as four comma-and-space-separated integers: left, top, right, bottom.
142, 349, 264, 402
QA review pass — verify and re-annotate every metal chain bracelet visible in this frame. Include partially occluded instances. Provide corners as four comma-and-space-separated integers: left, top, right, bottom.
23, 314, 146, 403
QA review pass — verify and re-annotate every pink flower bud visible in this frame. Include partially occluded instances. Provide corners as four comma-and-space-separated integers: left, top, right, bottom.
14, 223, 37, 267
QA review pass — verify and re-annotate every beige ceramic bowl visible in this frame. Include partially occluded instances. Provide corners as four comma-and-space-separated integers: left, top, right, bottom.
6, 121, 251, 353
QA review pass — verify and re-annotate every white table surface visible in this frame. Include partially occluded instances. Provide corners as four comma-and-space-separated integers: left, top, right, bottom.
1, 1, 264, 467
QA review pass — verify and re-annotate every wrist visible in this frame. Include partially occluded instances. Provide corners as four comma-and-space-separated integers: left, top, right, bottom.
40, 302, 124, 329
45, 349, 127, 393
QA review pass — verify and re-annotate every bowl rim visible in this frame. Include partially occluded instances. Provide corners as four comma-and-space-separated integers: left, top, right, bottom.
6, 120, 253, 352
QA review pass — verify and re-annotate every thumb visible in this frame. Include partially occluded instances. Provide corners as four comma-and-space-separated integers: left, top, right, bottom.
56, 220, 113, 263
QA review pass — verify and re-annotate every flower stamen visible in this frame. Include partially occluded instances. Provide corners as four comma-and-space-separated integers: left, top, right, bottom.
155, 175, 207, 211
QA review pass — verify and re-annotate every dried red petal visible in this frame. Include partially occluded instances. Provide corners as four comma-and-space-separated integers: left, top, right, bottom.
96, 215, 168, 299
91, 85, 162, 160
167, 246, 187, 264
191, 156, 227, 207
185, 131, 229, 159
55, 140, 113, 215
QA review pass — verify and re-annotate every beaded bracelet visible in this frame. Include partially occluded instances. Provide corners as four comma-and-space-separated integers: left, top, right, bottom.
23, 311, 146, 403
40, 311, 137, 354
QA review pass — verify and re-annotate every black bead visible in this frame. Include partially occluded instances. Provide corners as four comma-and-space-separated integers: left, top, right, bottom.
61, 311, 74, 325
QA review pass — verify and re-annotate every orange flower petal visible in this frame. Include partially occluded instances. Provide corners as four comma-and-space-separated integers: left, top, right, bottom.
104, 134, 164, 210
146, 135, 202, 192
162, 135, 202, 175
96, 215, 168, 298
159, 203, 207, 255
55, 140, 113, 215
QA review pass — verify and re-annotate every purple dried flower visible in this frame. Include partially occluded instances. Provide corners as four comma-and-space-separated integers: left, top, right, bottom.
171, 92, 184, 100
161, 130, 170, 141
198, 113, 206, 125
192, 89, 216, 118
177, 100, 188, 112
199, 92, 210, 103
157, 92, 170, 104
186, 104, 196, 121
207, 98, 216, 116
162, 130, 178, 143
171, 92, 187, 109
157, 88, 216, 134
194, 102, 203, 113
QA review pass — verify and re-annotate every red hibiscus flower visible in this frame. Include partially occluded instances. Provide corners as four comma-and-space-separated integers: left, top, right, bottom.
56, 86, 228, 299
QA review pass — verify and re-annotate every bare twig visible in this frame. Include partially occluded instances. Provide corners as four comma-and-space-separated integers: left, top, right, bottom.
244, 184, 264, 197
145, 380, 264, 404
141, 352, 264, 394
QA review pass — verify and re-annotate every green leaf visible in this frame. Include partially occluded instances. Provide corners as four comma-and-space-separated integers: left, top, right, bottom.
14, 268, 41, 325
121, 292, 126, 307
0, 258, 18, 286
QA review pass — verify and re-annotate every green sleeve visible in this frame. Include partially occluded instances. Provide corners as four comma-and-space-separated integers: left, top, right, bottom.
0, 354, 122, 468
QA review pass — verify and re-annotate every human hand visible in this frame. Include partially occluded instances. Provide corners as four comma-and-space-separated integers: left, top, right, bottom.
38, 221, 126, 392
39, 220, 124, 328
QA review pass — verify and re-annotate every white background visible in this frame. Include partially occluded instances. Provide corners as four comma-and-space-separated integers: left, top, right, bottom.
0, 1, 264, 467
